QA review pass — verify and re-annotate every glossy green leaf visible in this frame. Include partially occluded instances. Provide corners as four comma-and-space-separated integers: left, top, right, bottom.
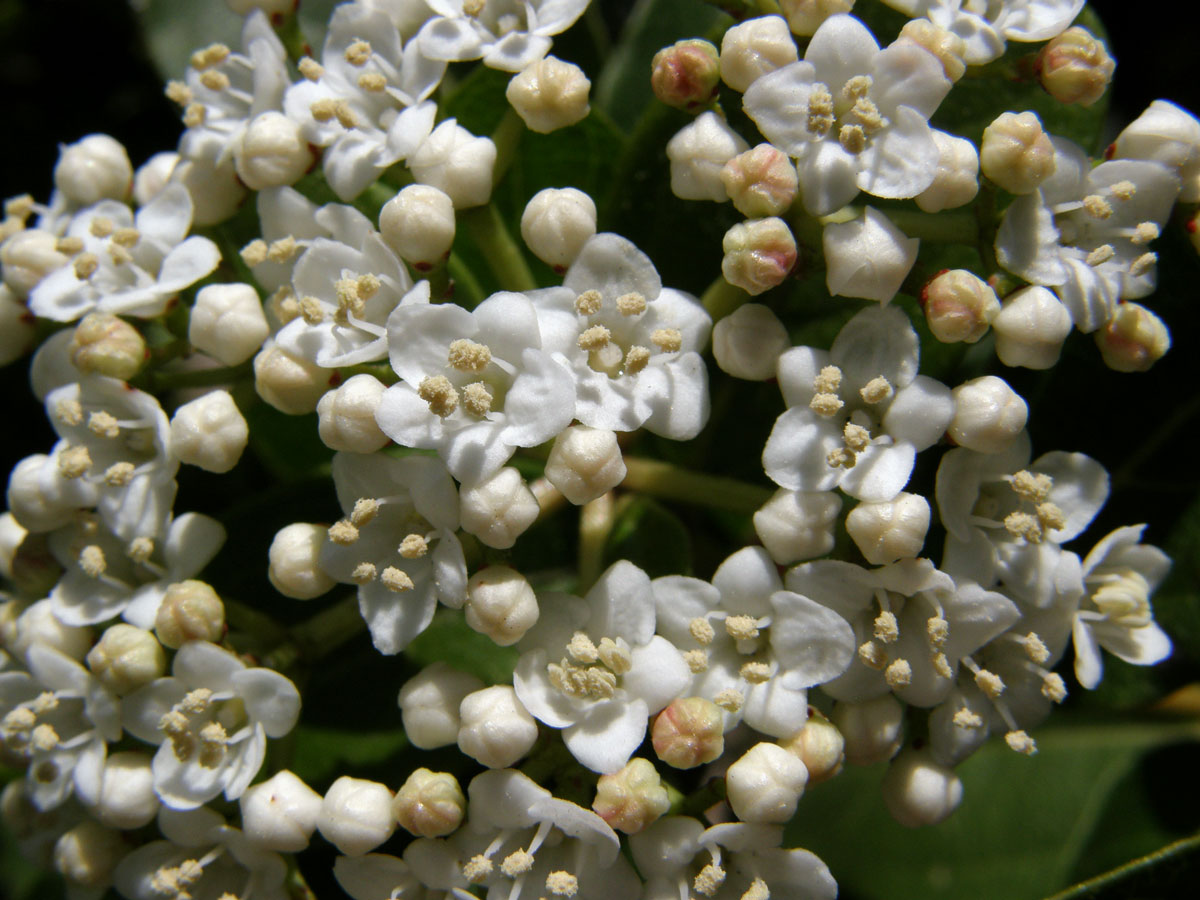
405, 606, 520, 686
288, 724, 409, 787
604, 495, 692, 577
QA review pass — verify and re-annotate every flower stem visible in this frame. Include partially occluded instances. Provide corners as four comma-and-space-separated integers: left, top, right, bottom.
462, 203, 538, 293
578, 491, 617, 592
140, 359, 254, 393
884, 208, 980, 246
280, 594, 366, 666
622, 457, 772, 513
701, 274, 749, 322
447, 250, 488, 307
490, 107, 526, 186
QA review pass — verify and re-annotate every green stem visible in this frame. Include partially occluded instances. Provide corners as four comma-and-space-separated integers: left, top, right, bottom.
277, 595, 366, 666
700, 274, 749, 322
447, 251, 487, 307
974, 182, 1000, 274
462, 204, 538, 292
490, 107, 526, 187
353, 181, 397, 223
273, 13, 310, 64
141, 360, 254, 393
622, 457, 772, 513
578, 492, 617, 593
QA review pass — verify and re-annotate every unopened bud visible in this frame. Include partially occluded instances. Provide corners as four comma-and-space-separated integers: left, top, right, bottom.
544, 425, 626, 505
457, 685, 538, 768
317, 776, 396, 856
948, 375, 1028, 452
1113, 100, 1200, 202
465, 565, 539, 646
719, 15, 799, 92
133, 151, 179, 207
779, 0, 855, 36
68, 312, 146, 379
12, 599, 93, 663
779, 709, 844, 783
54, 134, 132, 206
1, 229, 68, 297
1037, 27, 1114, 108
1094, 302, 1170, 372
726, 742, 808, 824
753, 488, 841, 565
169, 389, 249, 473
398, 662, 485, 749
896, 19, 966, 82
721, 144, 799, 218
923, 269, 998, 343
460, 467, 539, 549
410, 121, 496, 209
53, 820, 125, 888
507, 56, 591, 133
172, 151, 246, 227
824, 207, 919, 303
651, 696, 725, 769
86, 624, 165, 694
90, 751, 158, 829
0, 285, 36, 366
992, 285, 1072, 369
268, 523, 336, 600
317, 374, 389, 453
520, 187, 597, 271
881, 748, 963, 827
721, 217, 797, 295
155, 579, 225, 648
592, 757, 671, 834
916, 131, 979, 213
846, 492, 930, 565
666, 111, 749, 202
831, 695, 904, 766
240, 769, 323, 852
253, 340, 329, 414
651, 40, 720, 112
981, 112, 1055, 194
189, 283, 269, 366
712, 302, 789, 381
392, 768, 465, 838
236, 111, 313, 190
378, 185, 456, 268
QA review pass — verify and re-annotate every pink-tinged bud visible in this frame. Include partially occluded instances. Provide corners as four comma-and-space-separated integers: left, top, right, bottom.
721, 144, 798, 218
721, 217, 797, 295
948, 375, 1028, 453
1094, 302, 1171, 372
846, 492, 930, 565
922, 269, 999, 343
896, 19, 966, 82
719, 16, 798, 92
779, 0, 855, 38
651, 696, 725, 769
726, 742, 808, 823
69, 312, 146, 380
506, 56, 591, 134
651, 40, 721, 112
881, 748, 963, 827
155, 580, 225, 648
593, 758, 671, 834
992, 285, 1072, 369
980, 112, 1056, 195
1037, 27, 1114, 108
392, 768, 466, 838
832, 695, 904, 765
779, 709, 844, 783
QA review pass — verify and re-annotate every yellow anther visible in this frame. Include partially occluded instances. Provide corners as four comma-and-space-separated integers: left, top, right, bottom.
88, 410, 121, 438
56, 236, 84, 255
73, 253, 99, 280
1109, 180, 1136, 201
328, 519, 360, 545
567, 631, 599, 664
616, 292, 647, 316
298, 57, 324, 81
1086, 244, 1115, 266
932, 652, 952, 678
399, 534, 428, 559
104, 462, 136, 486
885, 657, 912, 688
838, 124, 867, 154
199, 69, 230, 92
873, 610, 899, 643
1042, 673, 1067, 703
952, 707, 983, 729
1010, 470, 1053, 501
1035, 502, 1066, 531
463, 855, 494, 883
860, 376, 893, 404
462, 382, 493, 416
578, 324, 611, 351
850, 97, 886, 132
694, 862, 726, 897
58, 445, 92, 479
55, 399, 84, 426
546, 870, 579, 897
843, 422, 870, 452
165, 80, 192, 106
299, 296, 325, 325
1004, 511, 1043, 543
1132, 222, 1159, 245
351, 562, 377, 584
813, 365, 842, 394
624, 345, 651, 374
1129, 251, 1157, 277
858, 640, 887, 669
381, 566, 414, 592
740, 661, 771, 683
310, 99, 337, 122
358, 72, 387, 92
1082, 194, 1113, 219
190, 43, 231, 70
344, 40, 372, 66
1005, 729, 1037, 755
689, 617, 715, 645
183, 103, 207, 128
651, 328, 682, 352
350, 497, 380, 527
713, 688, 744, 713
1020, 631, 1050, 664
683, 649, 709, 672
826, 447, 856, 469
810, 392, 844, 417
418, 375, 459, 417
267, 236, 299, 263
806, 83, 834, 137
574, 289, 602, 315
724, 614, 760, 641
974, 668, 1005, 699
127, 536, 154, 563
240, 239, 268, 267
447, 338, 492, 372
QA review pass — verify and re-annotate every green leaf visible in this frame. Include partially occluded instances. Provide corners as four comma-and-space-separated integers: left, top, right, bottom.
405, 607, 520, 686
604, 495, 693, 577
1048, 832, 1200, 900
288, 724, 409, 787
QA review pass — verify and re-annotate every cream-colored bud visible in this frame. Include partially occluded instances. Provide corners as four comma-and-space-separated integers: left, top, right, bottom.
712, 302, 789, 381
507, 56, 591, 134
726, 742, 808, 824
719, 15, 799, 92
317, 374, 389, 453
172, 151, 246, 227
881, 748, 963, 827
753, 488, 841, 565
67, 311, 146, 379
721, 217, 797, 296
268, 522, 336, 600
779, 709, 844, 783
392, 768, 466, 838
592, 757, 671, 834
53, 820, 125, 888
896, 18, 965, 82
189, 282, 269, 366
666, 111, 749, 202
779, 0, 855, 37
155, 579, 226, 648
318, 776, 396, 856
91, 751, 158, 829
721, 144, 799, 218
457, 685, 538, 768
236, 111, 313, 190
169, 389, 249, 473
846, 492, 930, 565
398, 662, 485, 750
409, 121, 497, 209
651, 40, 721, 112
1094, 302, 1171, 372
922, 269, 998, 343
133, 151, 179, 207
992, 286, 1073, 369
240, 770, 323, 852
520, 187, 597, 271
948, 375, 1028, 453
980, 112, 1056, 194
86, 624, 165, 694
544, 425, 626, 505
2, 229, 70, 296
253, 340, 328, 414
465, 565, 539, 646
916, 131, 979, 213
832, 695, 904, 766
1037, 27, 1114, 108
0, 285, 36, 366
651, 696, 725, 769
460, 467, 539, 549
380, 185, 456, 267
12, 598, 93, 663
54, 134, 132, 206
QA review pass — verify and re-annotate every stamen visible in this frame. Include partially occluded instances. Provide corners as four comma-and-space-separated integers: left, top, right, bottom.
462, 382, 493, 416
885, 658, 912, 688
713, 688, 744, 712
1042, 673, 1067, 703
105, 461, 135, 486
546, 870, 579, 897
73, 253, 99, 280
873, 610, 899, 643
806, 83, 834, 137
813, 365, 842, 394
616, 292, 647, 316
843, 422, 870, 452
79, 545, 106, 577
952, 707, 983, 729
447, 338, 491, 372
1010, 470, 1052, 501
463, 855, 493, 883
298, 57, 324, 81
267, 236, 298, 263
651, 328, 683, 353
724, 615, 760, 641
624, 345, 651, 374
1131, 222, 1159, 245
351, 562, 377, 584
860, 376, 893, 404
1109, 180, 1136, 201
240, 239, 267, 267
1081, 194, 1113, 219
88, 410, 120, 438
574, 290, 602, 315
740, 661, 771, 683
399, 534, 428, 559
694, 862, 726, 897
684, 649, 709, 672
380, 567, 414, 592
350, 497, 380, 527
689, 617, 715, 645
974, 668, 1005, 699
344, 40, 372, 66
1129, 251, 1157, 277
328, 520, 359, 545
127, 537, 154, 563
567, 631, 599, 664
1086, 244, 1115, 266
578, 325, 612, 351
858, 640, 887, 669
926, 615, 949, 648
1005, 729, 1037, 755
418, 375, 459, 417
358, 72, 387, 92
838, 124, 866, 154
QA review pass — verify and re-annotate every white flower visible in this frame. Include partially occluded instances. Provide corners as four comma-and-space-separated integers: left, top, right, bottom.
416, 0, 590, 72
822, 206, 919, 302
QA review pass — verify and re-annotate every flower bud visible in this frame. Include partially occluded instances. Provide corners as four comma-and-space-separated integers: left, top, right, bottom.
896, 19, 966, 82
666, 111, 749, 202
7, 453, 97, 535
53, 820, 125, 888
1113, 100, 1200, 202
172, 150, 246, 227
520, 187, 597, 271
398, 662, 485, 749
12, 599, 93, 663
846, 492, 930, 565
651, 697, 725, 769
1094, 302, 1171, 372
235, 111, 313, 190
779, 0, 855, 36
544, 425, 626, 505
712, 302, 790, 381
881, 748, 963, 827
721, 217, 797, 295
1037, 27, 1114, 108
253, 340, 329, 414
719, 15, 799, 92
317, 776, 395, 856
68, 312, 146, 379
457, 685, 538, 768
240, 769, 323, 852
592, 757, 671, 834
459, 466, 540, 549
317, 374, 389, 453
268, 523, 336, 600
379, 185, 456, 268
779, 709, 844, 783
155, 579, 225, 648
465, 565, 539, 646
189, 282, 270, 366
831, 695, 904, 766
916, 131, 979, 213
169, 389, 249, 474
410, 121, 496, 209
54, 134, 132, 207
1, 229, 69, 297
133, 151, 180, 207
992, 285, 1072, 369
651, 40, 720, 112
86, 624, 166, 695
823, 207, 918, 302
507, 56, 591, 134
90, 751, 158, 829
948, 375, 1028, 452
922, 269, 998, 343
980, 111, 1055, 195
753, 488, 842, 565
392, 768, 465, 838
0, 285, 36, 366
721, 144, 798, 218
725, 742, 808, 824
